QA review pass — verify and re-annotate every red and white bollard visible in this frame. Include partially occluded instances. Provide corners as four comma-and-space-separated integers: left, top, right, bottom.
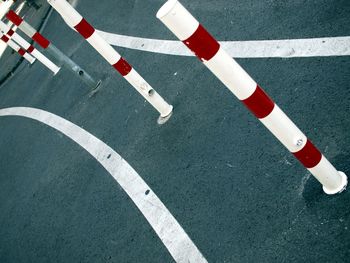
47, 0, 173, 121
5, 10, 51, 50
157, 0, 347, 194
5, 10, 100, 89
0, 21, 60, 75
0, 32, 36, 64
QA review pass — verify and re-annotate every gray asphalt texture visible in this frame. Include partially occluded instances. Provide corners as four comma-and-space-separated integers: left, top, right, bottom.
0, 0, 350, 262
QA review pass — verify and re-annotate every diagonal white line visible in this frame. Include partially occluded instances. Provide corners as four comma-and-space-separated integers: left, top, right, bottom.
0, 107, 207, 263
97, 30, 350, 58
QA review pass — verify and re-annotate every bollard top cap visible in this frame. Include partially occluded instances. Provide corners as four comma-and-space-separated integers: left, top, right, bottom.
156, 0, 178, 19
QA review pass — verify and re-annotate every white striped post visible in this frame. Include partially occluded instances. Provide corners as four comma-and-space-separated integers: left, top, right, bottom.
5, 10, 52, 50
0, 32, 36, 63
157, 0, 347, 194
0, 21, 60, 75
47, 0, 173, 120
6, 10, 100, 89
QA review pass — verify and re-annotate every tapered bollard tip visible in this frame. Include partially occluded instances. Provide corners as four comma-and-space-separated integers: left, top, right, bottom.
158, 105, 173, 125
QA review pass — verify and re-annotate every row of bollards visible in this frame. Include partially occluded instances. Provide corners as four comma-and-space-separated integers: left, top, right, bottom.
0, 31, 36, 63
3, 5, 172, 121
47, 0, 173, 121
0, 20, 60, 74
1, 0, 347, 197
5, 9, 100, 89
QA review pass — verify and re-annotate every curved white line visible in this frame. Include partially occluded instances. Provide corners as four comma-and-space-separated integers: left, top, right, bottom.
97, 30, 350, 58
0, 107, 207, 263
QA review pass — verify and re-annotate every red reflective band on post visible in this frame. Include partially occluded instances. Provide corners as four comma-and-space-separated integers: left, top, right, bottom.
293, 140, 322, 168
74, 18, 95, 39
242, 85, 275, 119
6, 10, 23, 26
18, 48, 26, 56
27, 45, 35, 53
1, 35, 9, 42
183, 24, 220, 61
7, 29, 15, 37
32, 32, 50, 48
113, 57, 132, 76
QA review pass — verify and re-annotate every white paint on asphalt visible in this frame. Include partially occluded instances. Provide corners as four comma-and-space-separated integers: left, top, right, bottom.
0, 107, 207, 263
97, 30, 350, 58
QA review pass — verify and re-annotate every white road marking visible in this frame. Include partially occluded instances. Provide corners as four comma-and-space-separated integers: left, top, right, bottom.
0, 107, 207, 263
97, 30, 350, 58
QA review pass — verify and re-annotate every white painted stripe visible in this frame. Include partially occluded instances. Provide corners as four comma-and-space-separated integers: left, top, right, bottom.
0, 33, 35, 63
31, 49, 60, 75
123, 69, 173, 117
308, 156, 346, 193
204, 47, 256, 100
48, 0, 82, 27
19, 21, 37, 38
49, 0, 173, 117
259, 105, 307, 153
156, 0, 199, 41
0, 21, 61, 75
0, 0, 13, 20
97, 30, 350, 58
0, 107, 207, 263
123, 68, 153, 94
0, 1, 25, 58
23, 52, 36, 64
86, 32, 121, 65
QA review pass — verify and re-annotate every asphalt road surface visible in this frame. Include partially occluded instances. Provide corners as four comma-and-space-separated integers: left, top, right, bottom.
0, 0, 349, 262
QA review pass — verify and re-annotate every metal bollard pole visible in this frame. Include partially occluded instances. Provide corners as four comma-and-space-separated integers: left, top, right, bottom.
157, 0, 347, 194
46, 0, 173, 121
45, 44, 100, 88
0, 32, 36, 63
0, 21, 60, 75
6, 10, 100, 89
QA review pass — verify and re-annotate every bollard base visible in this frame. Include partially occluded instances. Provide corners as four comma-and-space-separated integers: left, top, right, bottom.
88, 80, 103, 98
93, 80, 102, 90
323, 171, 348, 195
157, 106, 173, 125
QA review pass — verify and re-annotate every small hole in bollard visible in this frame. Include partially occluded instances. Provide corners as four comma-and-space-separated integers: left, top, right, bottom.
148, 89, 155, 96
107, 154, 111, 159
145, 190, 150, 195
79, 70, 84, 76
295, 138, 304, 147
